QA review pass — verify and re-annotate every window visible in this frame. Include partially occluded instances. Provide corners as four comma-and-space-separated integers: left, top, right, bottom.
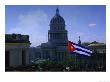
5, 51, 10, 67
22, 50, 26, 66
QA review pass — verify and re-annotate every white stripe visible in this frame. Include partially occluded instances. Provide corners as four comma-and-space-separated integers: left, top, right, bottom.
73, 44, 92, 53
75, 50, 91, 56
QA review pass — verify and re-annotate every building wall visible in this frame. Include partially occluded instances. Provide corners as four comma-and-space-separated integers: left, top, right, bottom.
5, 43, 30, 67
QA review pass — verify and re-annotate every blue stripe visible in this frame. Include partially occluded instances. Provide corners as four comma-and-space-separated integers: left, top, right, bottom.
76, 48, 92, 54
70, 52, 91, 57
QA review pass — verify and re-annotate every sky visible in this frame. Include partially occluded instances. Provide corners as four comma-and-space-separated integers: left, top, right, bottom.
5, 5, 106, 47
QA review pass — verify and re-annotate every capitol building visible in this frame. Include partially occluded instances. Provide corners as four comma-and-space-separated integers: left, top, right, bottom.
34, 8, 69, 61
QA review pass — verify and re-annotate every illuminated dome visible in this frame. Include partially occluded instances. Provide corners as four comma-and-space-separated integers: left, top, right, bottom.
50, 8, 65, 25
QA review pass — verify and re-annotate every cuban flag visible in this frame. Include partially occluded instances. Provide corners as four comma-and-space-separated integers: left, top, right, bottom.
68, 41, 92, 56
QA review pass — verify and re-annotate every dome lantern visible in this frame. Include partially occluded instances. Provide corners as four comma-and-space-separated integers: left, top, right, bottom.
56, 8, 59, 15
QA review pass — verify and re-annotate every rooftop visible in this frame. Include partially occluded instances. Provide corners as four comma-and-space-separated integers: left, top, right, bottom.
5, 34, 30, 43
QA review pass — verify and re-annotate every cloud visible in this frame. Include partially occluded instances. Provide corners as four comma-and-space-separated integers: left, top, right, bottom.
7, 10, 49, 47
75, 32, 84, 37
88, 23, 96, 27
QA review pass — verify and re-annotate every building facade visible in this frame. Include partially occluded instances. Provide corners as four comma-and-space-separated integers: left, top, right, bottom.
5, 34, 31, 67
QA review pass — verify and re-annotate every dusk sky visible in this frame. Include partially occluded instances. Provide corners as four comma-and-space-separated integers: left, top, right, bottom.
5, 5, 106, 47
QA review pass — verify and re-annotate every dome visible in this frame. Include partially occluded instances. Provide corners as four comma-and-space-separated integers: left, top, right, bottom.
50, 8, 65, 25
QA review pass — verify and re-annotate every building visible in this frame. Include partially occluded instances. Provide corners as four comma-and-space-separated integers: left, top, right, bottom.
88, 41, 106, 54
29, 47, 41, 64
35, 8, 69, 62
5, 34, 31, 68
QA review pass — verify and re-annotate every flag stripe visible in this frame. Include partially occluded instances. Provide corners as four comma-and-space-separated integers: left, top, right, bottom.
75, 50, 91, 56
70, 52, 90, 57
76, 50, 91, 56
76, 48, 92, 55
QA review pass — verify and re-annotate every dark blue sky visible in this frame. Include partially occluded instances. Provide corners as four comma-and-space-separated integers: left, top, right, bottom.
5, 5, 106, 46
